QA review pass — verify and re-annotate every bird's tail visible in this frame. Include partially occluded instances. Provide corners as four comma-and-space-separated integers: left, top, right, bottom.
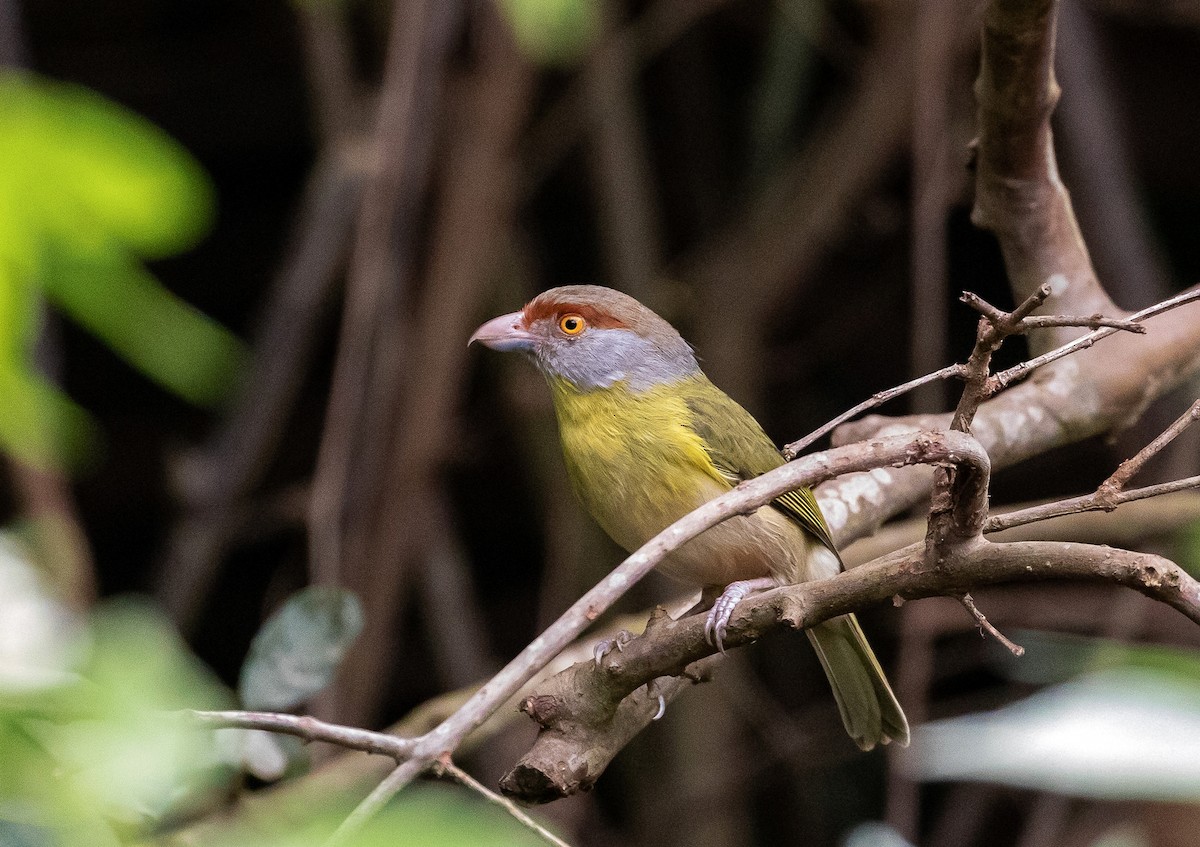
807, 614, 909, 751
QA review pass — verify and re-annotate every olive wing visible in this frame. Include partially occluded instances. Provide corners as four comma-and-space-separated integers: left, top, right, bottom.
683, 382, 842, 561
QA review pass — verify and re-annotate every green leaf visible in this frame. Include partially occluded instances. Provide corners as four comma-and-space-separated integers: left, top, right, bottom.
498, 0, 599, 66
0, 587, 236, 843
0, 75, 214, 258
239, 587, 365, 711
0, 72, 244, 467
0, 363, 95, 468
194, 783, 553, 847
40, 235, 245, 408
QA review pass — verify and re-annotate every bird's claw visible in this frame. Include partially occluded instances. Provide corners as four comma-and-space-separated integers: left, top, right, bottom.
647, 679, 666, 721
703, 578, 775, 654
593, 629, 635, 667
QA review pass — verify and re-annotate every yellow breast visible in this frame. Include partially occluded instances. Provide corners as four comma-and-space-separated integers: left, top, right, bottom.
548, 377, 804, 586
549, 377, 717, 544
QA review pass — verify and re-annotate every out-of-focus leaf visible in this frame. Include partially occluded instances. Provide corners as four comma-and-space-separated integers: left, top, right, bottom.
842, 822, 916, 847
0, 72, 244, 467
0, 534, 84, 695
0, 364, 96, 468
193, 783, 552, 847
239, 587, 364, 711
0, 255, 94, 466
41, 236, 244, 407
997, 630, 1200, 686
0, 76, 213, 258
902, 667, 1200, 800
0, 595, 235, 844
30, 600, 234, 824
498, 0, 599, 66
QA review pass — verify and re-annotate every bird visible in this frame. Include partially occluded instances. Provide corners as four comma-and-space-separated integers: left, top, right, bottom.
470, 285, 908, 750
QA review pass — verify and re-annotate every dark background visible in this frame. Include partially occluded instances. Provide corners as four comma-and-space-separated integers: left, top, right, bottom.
9, 0, 1200, 844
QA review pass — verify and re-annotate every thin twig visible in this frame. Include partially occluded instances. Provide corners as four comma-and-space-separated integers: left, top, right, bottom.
960, 289, 1026, 323
438, 759, 573, 847
189, 710, 413, 759
783, 363, 965, 458
991, 287, 1200, 394
987, 475, 1200, 533
1019, 314, 1144, 332
1099, 399, 1200, 497
950, 285, 1053, 433
784, 289, 1149, 460
959, 292, 1146, 334
938, 287, 1055, 641
980, 399, 1200, 534
959, 593, 1025, 656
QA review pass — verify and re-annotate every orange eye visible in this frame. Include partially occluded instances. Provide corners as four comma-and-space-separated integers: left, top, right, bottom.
558, 314, 586, 335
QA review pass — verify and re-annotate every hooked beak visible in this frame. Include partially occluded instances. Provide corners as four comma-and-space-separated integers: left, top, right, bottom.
468, 310, 535, 352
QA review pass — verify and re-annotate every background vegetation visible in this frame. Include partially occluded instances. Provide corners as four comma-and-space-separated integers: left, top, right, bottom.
3, 0, 1200, 845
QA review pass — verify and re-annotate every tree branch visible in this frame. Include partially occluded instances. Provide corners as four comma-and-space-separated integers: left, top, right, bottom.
499, 535, 1200, 802
190, 710, 413, 759
501, 389, 1200, 800
972, 0, 1119, 350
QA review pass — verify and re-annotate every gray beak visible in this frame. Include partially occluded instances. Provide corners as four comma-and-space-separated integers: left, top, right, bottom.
468, 311, 535, 352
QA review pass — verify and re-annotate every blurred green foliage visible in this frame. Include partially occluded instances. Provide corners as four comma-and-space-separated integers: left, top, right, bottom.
188, 783, 551, 847
0, 540, 233, 846
1178, 518, 1200, 576
498, 0, 599, 66
0, 540, 554, 845
0, 73, 245, 468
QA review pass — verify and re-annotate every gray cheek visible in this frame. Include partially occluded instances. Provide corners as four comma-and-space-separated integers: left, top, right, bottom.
539, 330, 697, 391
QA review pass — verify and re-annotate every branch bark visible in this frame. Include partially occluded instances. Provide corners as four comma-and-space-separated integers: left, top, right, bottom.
500, 535, 1200, 802
972, 0, 1118, 350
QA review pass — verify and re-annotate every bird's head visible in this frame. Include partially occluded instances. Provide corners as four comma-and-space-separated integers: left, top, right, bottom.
470, 285, 699, 391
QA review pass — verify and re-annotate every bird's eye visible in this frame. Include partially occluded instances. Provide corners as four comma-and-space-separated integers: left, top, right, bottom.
559, 314, 586, 336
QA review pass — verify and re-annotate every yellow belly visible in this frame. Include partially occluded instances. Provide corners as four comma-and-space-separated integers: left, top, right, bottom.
549, 378, 814, 586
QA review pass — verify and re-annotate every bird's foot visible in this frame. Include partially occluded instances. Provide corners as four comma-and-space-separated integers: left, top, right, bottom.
704, 578, 776, 654
593, 629, 635, 667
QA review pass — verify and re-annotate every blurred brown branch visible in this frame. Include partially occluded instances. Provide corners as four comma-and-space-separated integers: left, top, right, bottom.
327, 5, 536, 728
